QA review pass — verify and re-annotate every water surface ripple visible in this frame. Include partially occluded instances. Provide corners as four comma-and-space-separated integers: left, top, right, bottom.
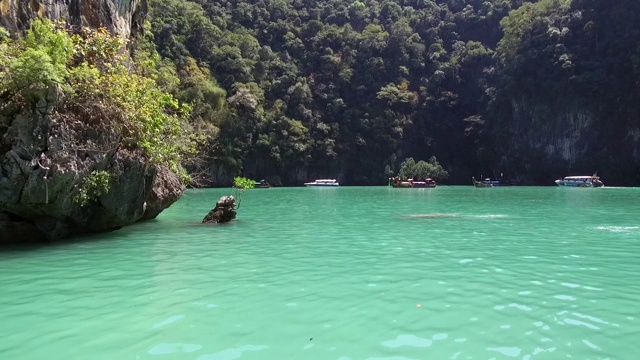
1, 186, 639, 359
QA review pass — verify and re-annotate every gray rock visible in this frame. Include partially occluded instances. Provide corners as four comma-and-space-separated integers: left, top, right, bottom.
0, 86, 184, 244
202, 196, 236, 224
0, 0, 147, 39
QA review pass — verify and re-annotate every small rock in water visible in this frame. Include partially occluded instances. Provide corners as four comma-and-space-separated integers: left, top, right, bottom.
202, 196, 237, 224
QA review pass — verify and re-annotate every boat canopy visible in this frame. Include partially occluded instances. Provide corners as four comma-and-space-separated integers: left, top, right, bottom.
563, 176, 599, 180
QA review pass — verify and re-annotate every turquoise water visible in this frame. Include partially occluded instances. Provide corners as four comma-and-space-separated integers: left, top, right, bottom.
1, 186, 639, 359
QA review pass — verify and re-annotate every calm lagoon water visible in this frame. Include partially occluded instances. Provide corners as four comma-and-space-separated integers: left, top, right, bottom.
1, 186, 639, 359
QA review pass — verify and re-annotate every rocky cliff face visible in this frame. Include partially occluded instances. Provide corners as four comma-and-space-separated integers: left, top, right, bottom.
510, 99, 596, 160
501, 98, 640, 185
0, 0, 146, 38
0, 84, 183, 244
0, 0, 186, 244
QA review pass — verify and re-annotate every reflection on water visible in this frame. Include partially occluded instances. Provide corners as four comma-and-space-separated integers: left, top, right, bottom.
1, 186, 639, 359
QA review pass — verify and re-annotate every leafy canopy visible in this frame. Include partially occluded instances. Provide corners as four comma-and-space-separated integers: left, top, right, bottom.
1, 20, 73, 94
74, 170, 113, 206
398, 157, 449, 182
233, 176, 255, 210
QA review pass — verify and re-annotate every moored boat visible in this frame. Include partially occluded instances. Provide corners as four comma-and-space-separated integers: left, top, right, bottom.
472, 177, 493, 188
413, 178, 437, 188
304, 179, 339, 187
487, 179, 510, 186
555, 175, 604, 187
254, 180, 271, 188
390, 177, 437, 188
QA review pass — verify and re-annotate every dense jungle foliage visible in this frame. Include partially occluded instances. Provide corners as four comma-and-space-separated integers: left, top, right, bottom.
19, 0, 636, 186
148, 0, 528, 185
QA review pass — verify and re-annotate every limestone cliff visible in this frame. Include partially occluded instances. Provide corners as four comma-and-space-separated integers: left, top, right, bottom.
0, 0, 186, 244
499, 98, 640, 185
0, 0, 146, 38
0, 83, 183, 243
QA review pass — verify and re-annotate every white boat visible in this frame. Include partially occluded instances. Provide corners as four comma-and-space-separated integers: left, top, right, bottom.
555, 175, 604, 187
304, 179, 339, 187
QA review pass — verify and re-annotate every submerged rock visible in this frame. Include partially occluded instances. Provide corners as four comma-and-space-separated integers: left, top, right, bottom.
202, 196, 236, 224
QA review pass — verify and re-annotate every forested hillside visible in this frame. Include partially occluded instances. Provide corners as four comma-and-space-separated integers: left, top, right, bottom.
146, 0, 640, 186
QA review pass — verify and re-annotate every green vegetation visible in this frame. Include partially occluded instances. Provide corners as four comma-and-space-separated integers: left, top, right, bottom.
233, 176, 255, 191
398, 157, 449, 182
145, 0, 524, 185
1, 20, 73, 96
232, 176, 255, 209
74, 171, 113, 206
0, 19, 194, 179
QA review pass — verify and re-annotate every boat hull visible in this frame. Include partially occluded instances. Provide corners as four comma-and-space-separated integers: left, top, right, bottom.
472, 177, 493, 188
304, 179, 339, 186
389, 178, 436, 188
392, 183, 436, 188
555, 175, 604, 188
555, 180, 603, 187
